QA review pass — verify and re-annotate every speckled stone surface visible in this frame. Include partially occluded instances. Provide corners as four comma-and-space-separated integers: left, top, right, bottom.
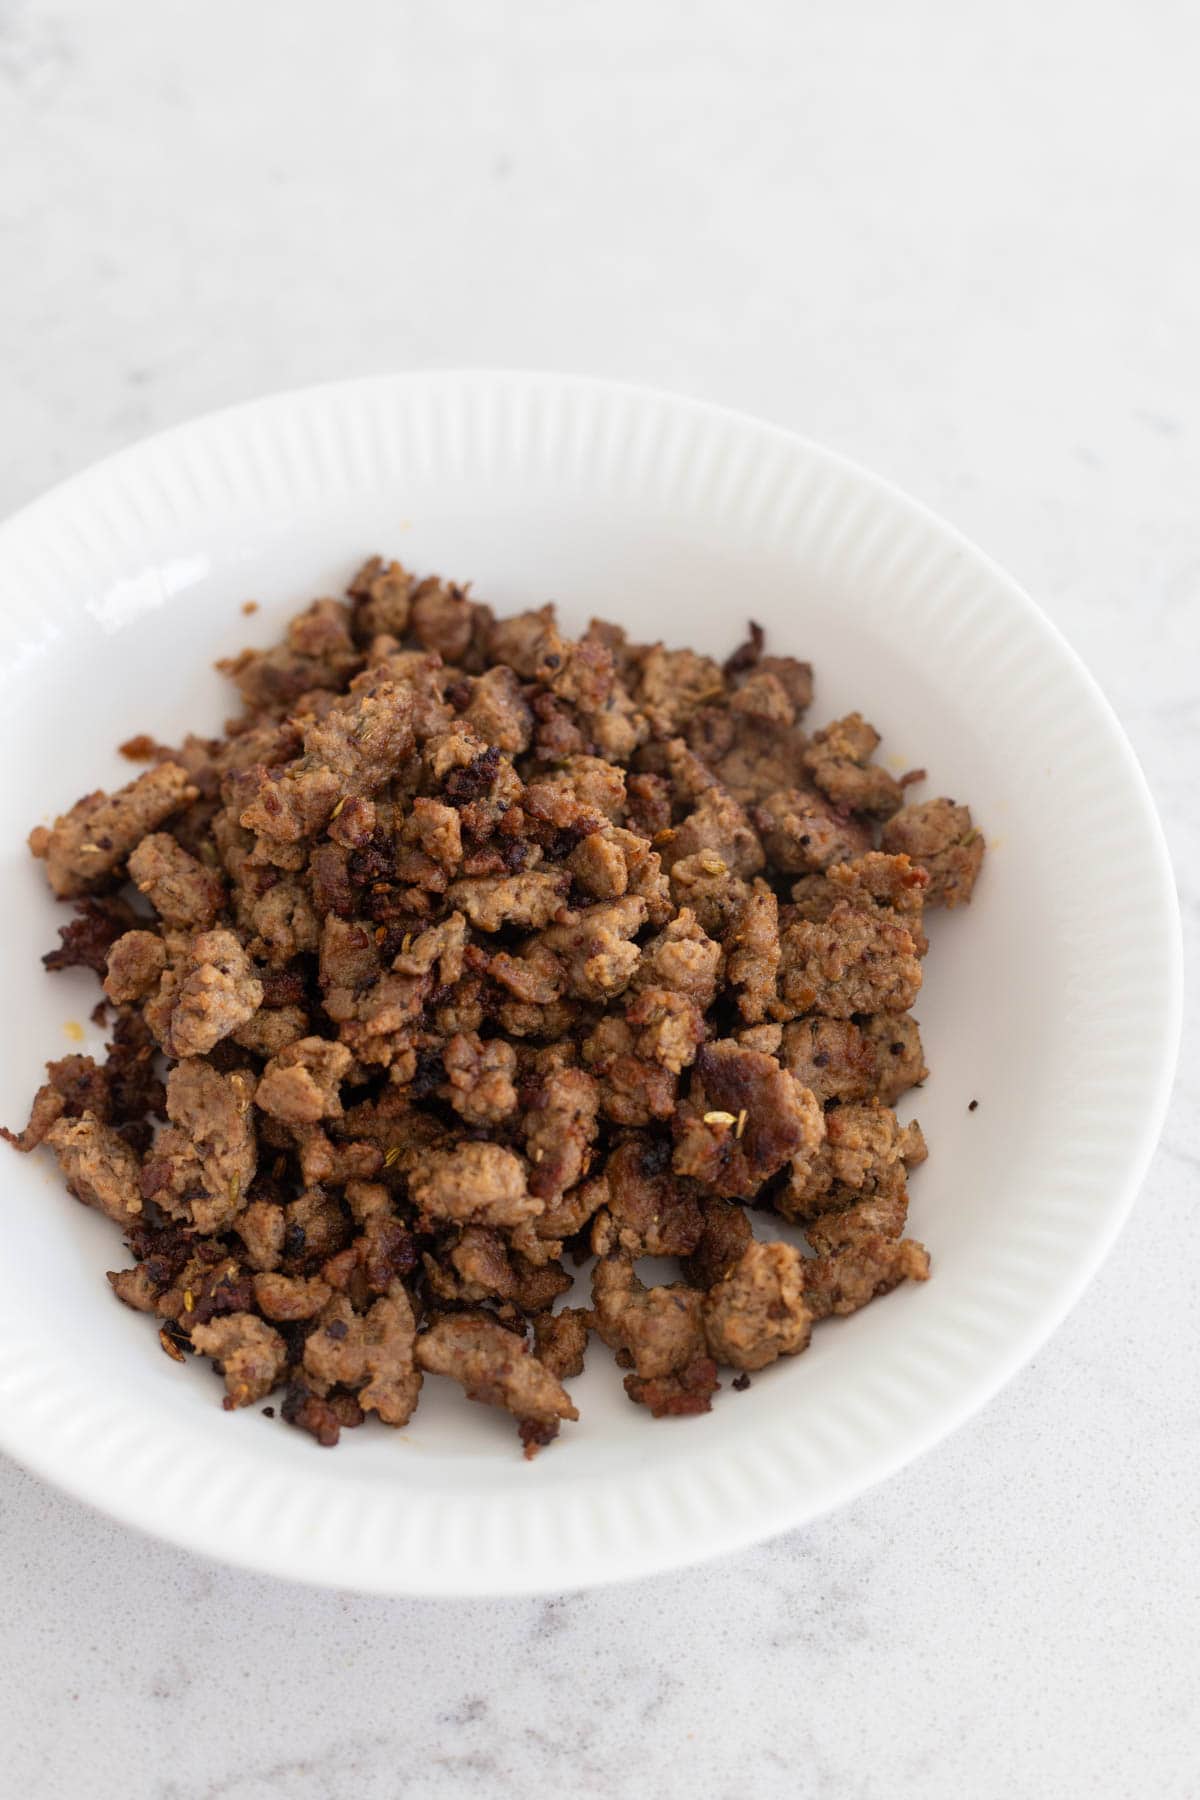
1, 2, 1196, 1794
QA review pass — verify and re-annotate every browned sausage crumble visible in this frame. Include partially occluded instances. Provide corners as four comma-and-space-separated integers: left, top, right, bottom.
7, 558, 984, 1455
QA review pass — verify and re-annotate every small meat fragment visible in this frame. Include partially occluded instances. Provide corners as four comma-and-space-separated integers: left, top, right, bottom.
319, 914, 380, 994
753, 654, 815, 713
778, 1101, 924, 1221
440, 1031, 518, 1125
464, 665, 533, 753
804, 1235, 931, 1319
880, 798, 985, 907
349, 556, 413, 639
634, 909, 723, 1009
725, 880, 780, 1024
626, 771, 672, 838
344, 1179, 391, 1225
724, 624, 814, 708
107, 1264, 160, 1313
682, 1196, 753, 1288
559, 754, 628, 822
104, 930, 168, 1004
284, 594, 359, 667
672, 1040, 824, 1201
530, 1179, 606, 1247
790, 851, 929, 955
568, 829, 630, 899
541, 897, 647, 1001
591, 1253, 707, 1380
401, 797, 463, 873
409, 577, 478, 662
42, 897, 135, 975
779, 903, 922, 1018
487, 940, 565, 1007
163, 929, 264, 1058
703, 1240, 812, 1370
409, 1142, 542, 1229
156, 1253, 253, 1329
148, 1061, 257, 1235
3, 1054, 110, 1152
235, 1199, 286, 1271
695, 687, 810, 806
359, 1213, 419, 1290
29, 762, 198, 898
752, 787, 871, 875
581, 1017, 678, 1127
190, 1312, 286, 1407
252, 1271, 332, 1320
524, 1066, 599, 1199
802, 714, 904, 817
430, 1227, 571, 1312
532, 1307, 590, 1380
104, 1008, 166, 1138
303, 1295, 367, 1387
780, 1014, 927, 1106
281, 1380, 365, 1446
582, 679, 647, 764
232, 1003, 311, 1059
669, 853, 751, 940
219, 598, 360, 710
485, 604, 561, 678
589, 1137, 703, 1259
447, 872, 568, 933
663, 736, 718, 804
624, 1356, 720, 1418
624, 987, 706, 1074
803, 1174, 912, 1253
543, 638, 615, 711
661, 784, 764, 879
606, 828, 672, 923
365, 647, 454, 741
359, 1284, 422, 1426
308, 840, 355, 918
127, 832, 225, 928
236, 682, 415, 843
730, 668, 795, 728
255, 1036, 352, 1124
247, 876, 321, 966
637, 644, 726, 732
433, 1226, 519, 1303
281, 1186, 354, 1273
327, 793, 376, 849
415, 1315, 578, 1448
44, 1114, 143, 1225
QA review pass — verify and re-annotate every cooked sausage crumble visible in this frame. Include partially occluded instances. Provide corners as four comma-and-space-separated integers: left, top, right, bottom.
7, 559, 984, 1454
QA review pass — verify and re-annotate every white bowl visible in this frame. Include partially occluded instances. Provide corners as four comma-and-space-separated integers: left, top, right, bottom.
0, 374, 1180, 1596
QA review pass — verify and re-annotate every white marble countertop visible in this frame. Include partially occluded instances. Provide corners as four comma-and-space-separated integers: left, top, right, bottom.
2, 2, 1197, 1795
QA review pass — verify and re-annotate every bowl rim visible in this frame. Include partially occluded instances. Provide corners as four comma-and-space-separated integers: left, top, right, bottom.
0, 370, 1183, 1595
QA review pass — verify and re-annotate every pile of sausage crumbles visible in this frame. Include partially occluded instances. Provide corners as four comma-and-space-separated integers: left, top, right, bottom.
6, 559, 984, 1455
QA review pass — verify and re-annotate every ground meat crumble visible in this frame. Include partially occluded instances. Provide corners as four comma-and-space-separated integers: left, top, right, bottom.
8, 557, 984, 1454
